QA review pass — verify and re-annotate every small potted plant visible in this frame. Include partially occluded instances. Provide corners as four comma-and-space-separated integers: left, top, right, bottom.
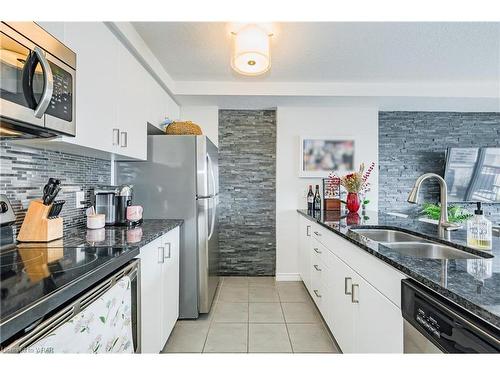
330, 162, 375, 213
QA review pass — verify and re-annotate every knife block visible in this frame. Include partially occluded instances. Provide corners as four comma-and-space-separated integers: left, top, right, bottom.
17, 199, 63, 242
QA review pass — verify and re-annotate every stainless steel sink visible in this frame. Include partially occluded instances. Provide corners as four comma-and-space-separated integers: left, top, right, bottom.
382, 242, 480, 260
349, 228, 480, 260
350, 228, 428, 243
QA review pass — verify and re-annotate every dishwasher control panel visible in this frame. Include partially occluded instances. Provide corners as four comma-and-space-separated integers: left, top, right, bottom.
401, 279, 500, 353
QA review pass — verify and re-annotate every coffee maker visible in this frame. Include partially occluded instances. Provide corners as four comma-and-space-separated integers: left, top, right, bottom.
91, 185, 133, 226
115, 185, 133, 226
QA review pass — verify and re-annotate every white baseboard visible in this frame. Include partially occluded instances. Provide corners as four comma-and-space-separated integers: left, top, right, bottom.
275, 273, 302, 281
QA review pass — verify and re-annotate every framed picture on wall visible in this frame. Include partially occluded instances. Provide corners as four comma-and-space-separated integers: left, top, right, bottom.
299, 137, 355, 177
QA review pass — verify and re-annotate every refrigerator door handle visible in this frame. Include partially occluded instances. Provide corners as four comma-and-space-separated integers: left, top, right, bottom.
207, 153, 217, 198
208, 197, 217, 240
197, 195, 214, 200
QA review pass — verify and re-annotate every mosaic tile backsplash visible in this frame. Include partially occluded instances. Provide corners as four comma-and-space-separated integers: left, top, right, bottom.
218, 110, 277, 276
0, 142, 111, 232
379, 111, 500, 222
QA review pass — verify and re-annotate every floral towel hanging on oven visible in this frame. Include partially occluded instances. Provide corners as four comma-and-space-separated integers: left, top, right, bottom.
24, 276, 134, 354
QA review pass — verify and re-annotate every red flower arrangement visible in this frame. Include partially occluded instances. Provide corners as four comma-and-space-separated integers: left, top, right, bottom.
329, 162, 375, 194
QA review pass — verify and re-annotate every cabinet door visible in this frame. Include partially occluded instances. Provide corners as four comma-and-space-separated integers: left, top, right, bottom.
352, 274, 403, 353
138, 237, 163, 353
63, 22, 119, 154
298, 216, 312, 291
323, 252, 355, 353
147, 78, 168, 128
159, 227, 180, 346
116, 43, 148, 160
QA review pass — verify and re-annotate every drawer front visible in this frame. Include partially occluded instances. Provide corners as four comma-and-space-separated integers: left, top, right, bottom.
311, 224, 328, 243
310, 247, 327, 313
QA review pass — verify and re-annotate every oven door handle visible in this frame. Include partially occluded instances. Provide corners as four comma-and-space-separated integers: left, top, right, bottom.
22, 46, 53, 118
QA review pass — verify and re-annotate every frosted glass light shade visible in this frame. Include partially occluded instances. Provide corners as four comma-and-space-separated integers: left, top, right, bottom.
231, 25, 271, 76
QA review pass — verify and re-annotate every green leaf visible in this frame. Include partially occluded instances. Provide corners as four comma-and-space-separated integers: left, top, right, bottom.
99, 316, 106, 323
420, 202, 472, 223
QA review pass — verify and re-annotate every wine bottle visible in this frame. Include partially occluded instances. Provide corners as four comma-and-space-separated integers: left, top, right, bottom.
307, 185, 314, 211
314, 185, 321, 211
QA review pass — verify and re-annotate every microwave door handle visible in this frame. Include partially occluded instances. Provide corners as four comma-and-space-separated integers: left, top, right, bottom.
22, 47, 54, 118
33, 47, 54, 118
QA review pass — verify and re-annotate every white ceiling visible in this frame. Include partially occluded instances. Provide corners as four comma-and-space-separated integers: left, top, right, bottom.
133, 22, 500, 83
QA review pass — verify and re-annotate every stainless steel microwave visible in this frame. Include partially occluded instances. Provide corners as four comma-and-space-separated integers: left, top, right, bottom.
0, 22, 76, 139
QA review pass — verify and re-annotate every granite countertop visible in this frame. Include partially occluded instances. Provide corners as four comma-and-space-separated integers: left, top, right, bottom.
0, 219, 183, 345
297, 209, 500, 329
60, 219, 184, 249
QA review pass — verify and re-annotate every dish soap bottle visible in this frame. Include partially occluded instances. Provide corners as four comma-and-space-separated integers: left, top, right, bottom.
467, 202, 492, 250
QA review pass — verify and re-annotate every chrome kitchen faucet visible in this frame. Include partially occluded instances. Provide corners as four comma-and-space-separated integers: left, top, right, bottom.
407, 173, 461, 231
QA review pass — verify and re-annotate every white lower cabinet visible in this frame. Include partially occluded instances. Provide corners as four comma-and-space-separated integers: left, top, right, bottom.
159, 227, 180, 345
137, 228, 180, 353
352, 273, 403, 353
137, 237, 163, 353
298, 215, 312, 291
323, 250, 356, 353
298, 215, 404, 353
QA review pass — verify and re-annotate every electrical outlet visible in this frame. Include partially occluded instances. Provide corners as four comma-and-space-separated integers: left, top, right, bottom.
75, 191, 85, 209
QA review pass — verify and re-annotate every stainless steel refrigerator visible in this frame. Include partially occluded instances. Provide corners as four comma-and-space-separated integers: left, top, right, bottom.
116, 135, 219, 319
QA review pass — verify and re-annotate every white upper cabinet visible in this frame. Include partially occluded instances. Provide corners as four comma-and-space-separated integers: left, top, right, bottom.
147, 77, 180, 130
35, 22, 178, 160
116, 41, 148, 160
63, 22, 119, 155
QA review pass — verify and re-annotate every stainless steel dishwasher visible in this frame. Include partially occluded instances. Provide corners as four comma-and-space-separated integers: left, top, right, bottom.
2, 260, 140, 353
401, 279, 499, 353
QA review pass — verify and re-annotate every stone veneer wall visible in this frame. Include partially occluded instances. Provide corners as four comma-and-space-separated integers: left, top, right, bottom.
218, 110, 276, 275
0, 142, 111, 231
379, 112, 500, 220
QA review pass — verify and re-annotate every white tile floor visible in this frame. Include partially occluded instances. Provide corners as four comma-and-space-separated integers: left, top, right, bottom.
162, 277, 340, 353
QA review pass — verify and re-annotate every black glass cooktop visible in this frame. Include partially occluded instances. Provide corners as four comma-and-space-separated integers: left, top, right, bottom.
0, 244, 136, 324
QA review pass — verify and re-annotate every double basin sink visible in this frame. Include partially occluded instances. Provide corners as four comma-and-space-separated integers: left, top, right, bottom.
349, 228, 483, 260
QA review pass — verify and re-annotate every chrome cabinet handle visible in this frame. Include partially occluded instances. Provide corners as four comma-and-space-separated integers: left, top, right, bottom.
313, 231, 321, 236
351, 283, 359, 303
33, 47, 54, 118
164, 242, 171, 259
306, 225, 311, 237
120, 131, 128, 148
313, 290, 322, 298
313, 247, 322, 254
313, 264, 321, 271
158, 246, 165, 263
112, 129, 120, 145
344, 277, 352, 295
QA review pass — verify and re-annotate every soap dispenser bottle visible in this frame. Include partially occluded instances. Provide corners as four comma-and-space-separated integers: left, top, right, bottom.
467, 202, 492, 250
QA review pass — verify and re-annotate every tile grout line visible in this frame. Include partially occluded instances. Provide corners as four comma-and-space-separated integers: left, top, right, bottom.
247, 279, 250, 353
277, 281, 295, 353
202, 276, 224, 353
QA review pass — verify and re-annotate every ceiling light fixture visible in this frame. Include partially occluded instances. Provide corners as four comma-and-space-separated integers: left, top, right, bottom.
231, 24, 272, 76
